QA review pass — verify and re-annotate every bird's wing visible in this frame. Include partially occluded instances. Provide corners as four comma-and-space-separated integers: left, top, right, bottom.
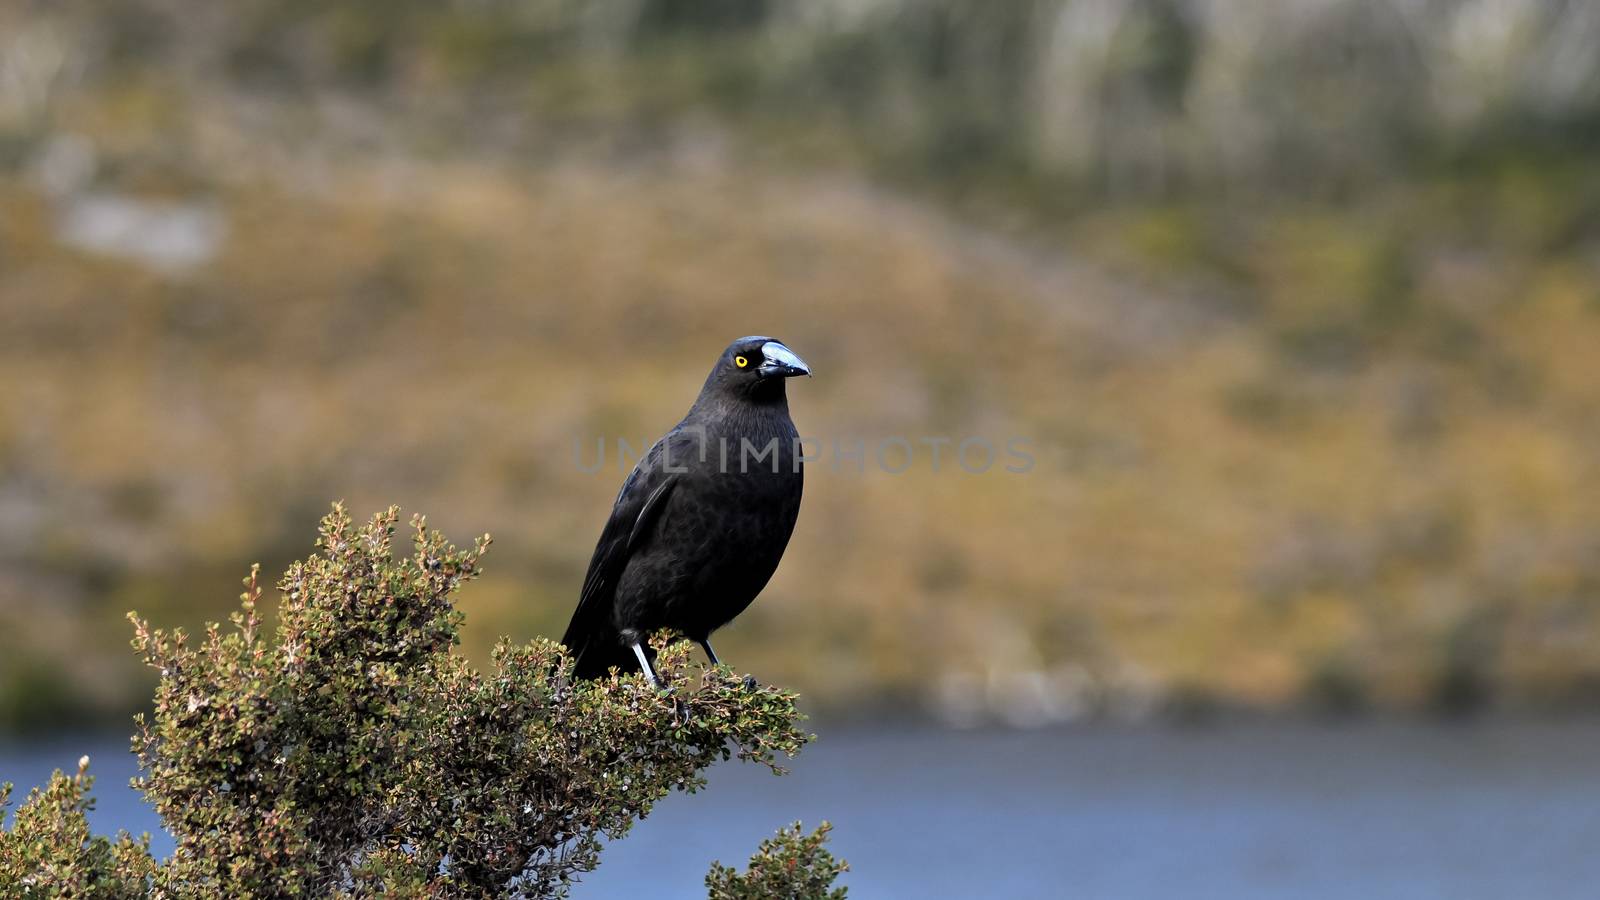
561, 432, 687, 669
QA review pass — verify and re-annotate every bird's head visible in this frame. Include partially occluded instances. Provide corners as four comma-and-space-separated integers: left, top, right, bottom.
702, 336, 812, 403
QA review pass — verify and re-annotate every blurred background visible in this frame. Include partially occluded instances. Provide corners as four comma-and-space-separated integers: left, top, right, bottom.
4, 1, 1600, 896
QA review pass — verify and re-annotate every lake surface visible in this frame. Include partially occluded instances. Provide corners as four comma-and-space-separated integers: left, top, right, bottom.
6, 720, 1600, 898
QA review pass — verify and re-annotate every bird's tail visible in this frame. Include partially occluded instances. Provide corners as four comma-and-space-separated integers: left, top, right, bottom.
572, 634, 627, 675
569, 636, 641, 680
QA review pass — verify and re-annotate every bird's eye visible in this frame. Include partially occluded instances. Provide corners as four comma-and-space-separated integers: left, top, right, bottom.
735, 355, 749, 368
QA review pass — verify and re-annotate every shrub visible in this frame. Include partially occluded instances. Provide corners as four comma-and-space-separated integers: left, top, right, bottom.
2, 504, 846, 898
0, 759, 154, 899
707, 822, 849, 900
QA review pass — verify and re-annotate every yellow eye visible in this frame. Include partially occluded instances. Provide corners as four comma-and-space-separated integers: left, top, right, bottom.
735, 355, 749, 368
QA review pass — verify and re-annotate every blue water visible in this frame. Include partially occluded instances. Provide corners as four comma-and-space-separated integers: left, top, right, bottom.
6, 721, 1600, 898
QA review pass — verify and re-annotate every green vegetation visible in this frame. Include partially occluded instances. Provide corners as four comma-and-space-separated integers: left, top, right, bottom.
0, 762, 155, 899
707, 822, 849, 900
3, 1, 1600, 728
1, 505, 843, 897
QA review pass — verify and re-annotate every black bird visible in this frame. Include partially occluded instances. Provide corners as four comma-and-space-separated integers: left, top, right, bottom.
561, 336, 812, 685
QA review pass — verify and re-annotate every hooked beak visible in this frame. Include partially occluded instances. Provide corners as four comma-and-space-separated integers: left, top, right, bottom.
758, 341, 812, 378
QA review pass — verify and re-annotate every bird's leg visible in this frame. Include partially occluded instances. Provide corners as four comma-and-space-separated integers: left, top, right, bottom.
630, 642, 664, 690
700, 639, 757, 689
698, 639, 721, 667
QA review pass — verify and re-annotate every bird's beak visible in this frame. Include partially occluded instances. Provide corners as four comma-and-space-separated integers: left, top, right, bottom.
758, 341, 812, 378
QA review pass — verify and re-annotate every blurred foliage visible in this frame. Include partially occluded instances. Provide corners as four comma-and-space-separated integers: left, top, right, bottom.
3, 505, 831, 898
0, 760, 155, 899
2, 0, 1600, 729
707, 822, 849, 900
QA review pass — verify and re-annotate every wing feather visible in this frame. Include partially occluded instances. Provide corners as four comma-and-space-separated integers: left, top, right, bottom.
561, 431, 689, 673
